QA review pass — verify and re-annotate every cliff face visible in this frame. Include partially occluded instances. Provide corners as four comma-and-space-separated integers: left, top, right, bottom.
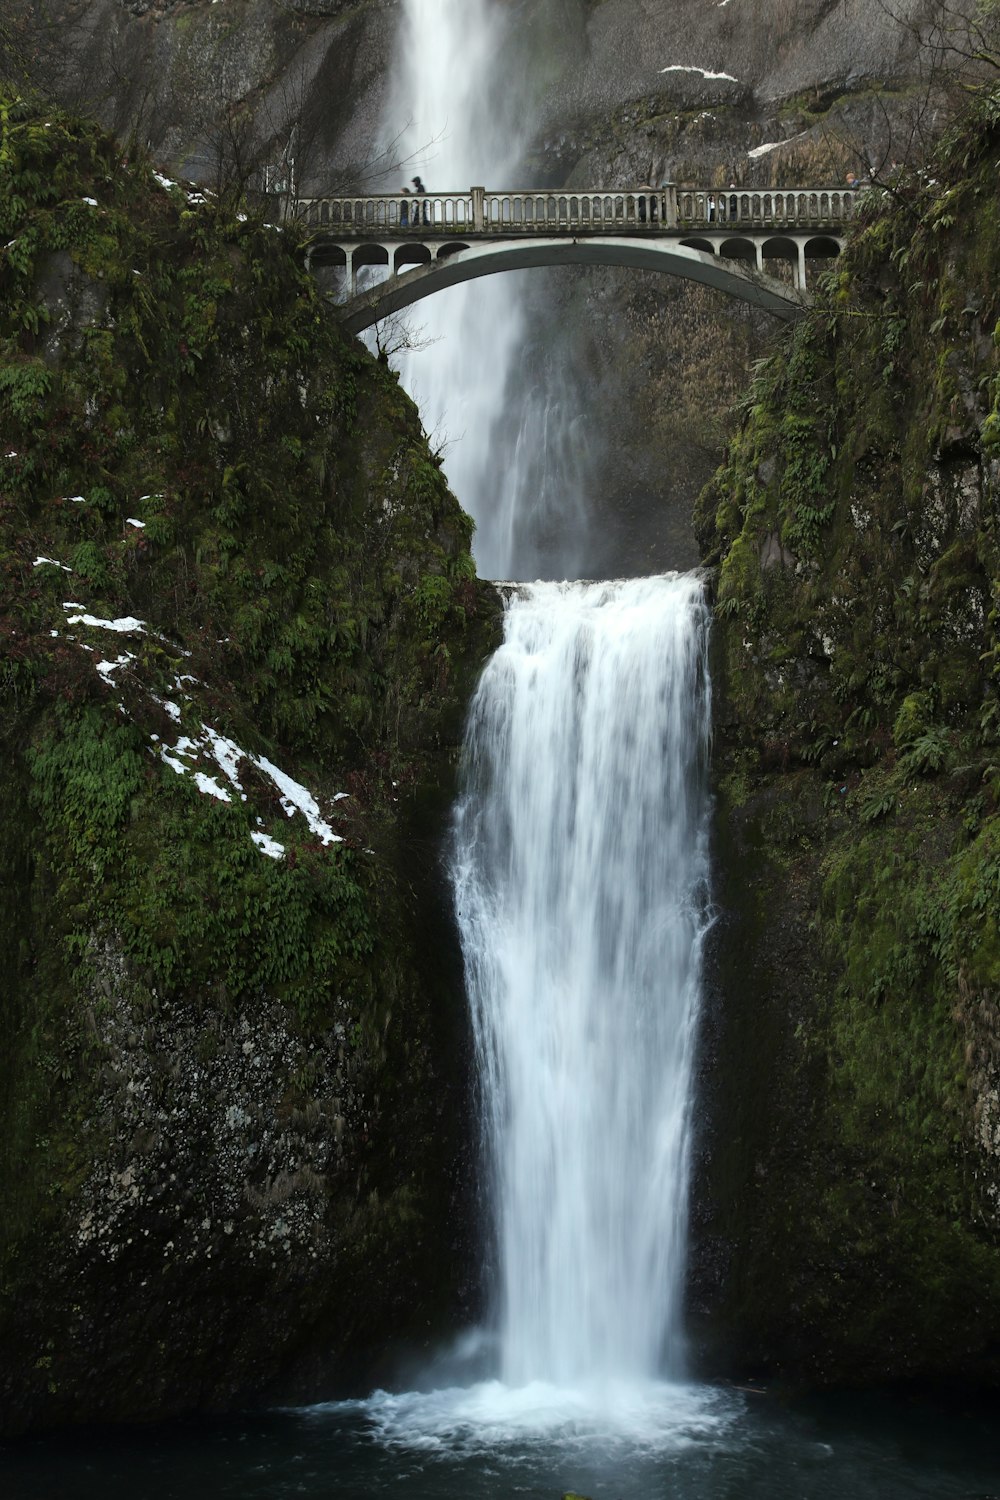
4, 0, 943, 576
0, 96, 498, 1436
692, 85, 1000, 1387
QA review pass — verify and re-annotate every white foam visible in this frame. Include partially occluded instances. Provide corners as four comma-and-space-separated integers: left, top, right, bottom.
303, 1377, 739, 1455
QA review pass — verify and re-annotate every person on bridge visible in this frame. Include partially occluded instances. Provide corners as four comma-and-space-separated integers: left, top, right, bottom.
400, 186, 411, 227
412, 176, 430, 225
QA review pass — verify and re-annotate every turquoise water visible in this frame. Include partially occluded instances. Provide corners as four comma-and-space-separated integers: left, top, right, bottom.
4, 1382, 998, 1499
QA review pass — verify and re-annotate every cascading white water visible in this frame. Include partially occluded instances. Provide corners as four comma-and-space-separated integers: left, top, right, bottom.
384, 0, 591, 579
380, 0, 717, 1424
452, 575, 713, 1389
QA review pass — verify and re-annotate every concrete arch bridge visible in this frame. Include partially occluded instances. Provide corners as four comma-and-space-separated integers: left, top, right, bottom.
299, 185, 858, 334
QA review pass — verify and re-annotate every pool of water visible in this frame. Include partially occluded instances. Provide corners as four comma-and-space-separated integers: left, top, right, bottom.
4, 1378, 998, 1500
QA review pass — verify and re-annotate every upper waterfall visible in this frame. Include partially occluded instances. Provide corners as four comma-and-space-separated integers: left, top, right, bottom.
382, 0, 591, 580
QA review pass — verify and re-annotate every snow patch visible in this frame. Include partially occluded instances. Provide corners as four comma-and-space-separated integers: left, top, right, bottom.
34, 556, 72, 571
81, 197, 98, 207
251, 831, 286, 860
126, 518, 146, 529
63, 610, 147, 634
156, 720, 343, 838
660, 64, 739, 82
96, 652, 135, 685
255, 753, 343, 845
194, 772, 231, 802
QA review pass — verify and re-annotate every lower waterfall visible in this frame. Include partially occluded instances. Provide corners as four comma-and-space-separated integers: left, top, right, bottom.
451, 573, 713, 1393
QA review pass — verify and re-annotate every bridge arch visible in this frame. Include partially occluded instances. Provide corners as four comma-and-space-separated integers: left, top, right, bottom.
718, 237, 760, 268
762, 234, 800, 276
327, 236, 809, 336
353, 243, 390, 280
805, 234, 842, 259
395, 243, 432, 272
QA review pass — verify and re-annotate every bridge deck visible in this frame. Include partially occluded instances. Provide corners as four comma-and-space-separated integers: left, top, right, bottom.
297, 185, 859, 238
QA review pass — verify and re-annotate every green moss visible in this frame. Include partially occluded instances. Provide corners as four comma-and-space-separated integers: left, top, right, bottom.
0, 91, 501, 1431
696, 78, 1000, 1389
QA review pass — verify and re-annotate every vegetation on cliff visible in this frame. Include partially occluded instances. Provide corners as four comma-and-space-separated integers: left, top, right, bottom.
694, 81, 1000, 1386
0, 94, 496, 1434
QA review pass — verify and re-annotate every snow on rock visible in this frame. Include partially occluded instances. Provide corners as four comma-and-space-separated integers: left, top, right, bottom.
152, 171, 177, 189
96, 652, 135, 685
125, 518, 146, 529
255, 753, 343, 845
81, 197, 98, 207
161, 736, 199, 776
157, 720, 344, 841
660, 64, 739, 81
203, 725, 246, 794
63, 610, 147, 633
58, 594, 348, 845
194, 771, 231, 803
251, 831, 286, 860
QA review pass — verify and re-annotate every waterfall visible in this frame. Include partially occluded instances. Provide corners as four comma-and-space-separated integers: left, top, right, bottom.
384, 0, 591, 579
381, 0, 715, 1417
452, 575, 713, 1388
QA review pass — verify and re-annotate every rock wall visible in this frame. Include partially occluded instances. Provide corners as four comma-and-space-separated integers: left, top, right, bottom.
0, 95, 498, 1436
691, 82, 1000, 1388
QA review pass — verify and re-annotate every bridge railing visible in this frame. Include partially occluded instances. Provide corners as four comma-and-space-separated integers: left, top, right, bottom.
297, 194, 475, 231
676, 188, 856, 227
482, 191, 665, 229
297, 186, 859, 235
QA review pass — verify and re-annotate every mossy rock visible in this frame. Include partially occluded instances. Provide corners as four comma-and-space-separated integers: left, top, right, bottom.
0, 92, 500, 1436
693, 80, 1000, 1391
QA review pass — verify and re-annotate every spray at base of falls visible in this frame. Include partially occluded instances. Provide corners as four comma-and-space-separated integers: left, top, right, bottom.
451, 574, 713, 1390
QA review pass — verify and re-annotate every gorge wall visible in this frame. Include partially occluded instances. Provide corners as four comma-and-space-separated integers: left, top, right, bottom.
0, 96, 498, 1436
692, 86, 1000, 1388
